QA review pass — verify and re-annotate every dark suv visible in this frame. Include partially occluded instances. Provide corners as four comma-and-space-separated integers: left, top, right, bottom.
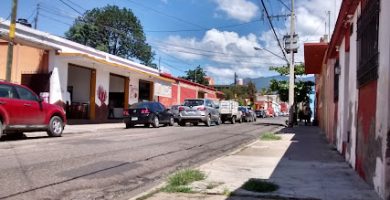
0, 81, 66, 139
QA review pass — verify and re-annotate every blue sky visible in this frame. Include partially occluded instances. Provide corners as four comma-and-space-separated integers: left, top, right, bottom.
0, 0, 341, 84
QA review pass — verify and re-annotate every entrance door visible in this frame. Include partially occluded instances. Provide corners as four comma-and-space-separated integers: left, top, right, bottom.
139, 80, 152, 102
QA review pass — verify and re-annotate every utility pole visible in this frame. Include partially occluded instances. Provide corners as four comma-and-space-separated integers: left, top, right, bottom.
34, 3, 40, 29
158, 57, 161, 73
288, 0, 295, 126
6, 0, 18, 82
328, 10, 331, 38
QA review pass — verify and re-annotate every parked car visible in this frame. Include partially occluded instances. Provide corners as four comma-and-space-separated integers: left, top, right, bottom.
239, 106, 256, 122
123, 102, 174, 128
246, 106, 257, 122
170, 105, 181, 122
255, 109, 267, 118
178, 98, 221, 126
219, 100, 242, 124
0, 81, 66, 138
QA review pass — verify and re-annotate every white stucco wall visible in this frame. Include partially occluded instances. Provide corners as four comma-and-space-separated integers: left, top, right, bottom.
95, 67, 110, 107
345, 9, 359, 169
374, 0, 390, 198
48, 51, 68, 105
129, 75, 140, 105
337, 40, 346, 152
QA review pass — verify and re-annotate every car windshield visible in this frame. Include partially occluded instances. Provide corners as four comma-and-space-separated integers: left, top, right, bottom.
130, 102, 151, 109
238, 107, 247, 112
184, 100, 204, 107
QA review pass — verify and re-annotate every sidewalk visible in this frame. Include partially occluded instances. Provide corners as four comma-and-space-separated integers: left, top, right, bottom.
142, 126, 380, 200
63, 122, 125, 134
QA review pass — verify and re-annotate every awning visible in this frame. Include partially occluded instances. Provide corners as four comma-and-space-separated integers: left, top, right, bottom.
303, 43, 328, 74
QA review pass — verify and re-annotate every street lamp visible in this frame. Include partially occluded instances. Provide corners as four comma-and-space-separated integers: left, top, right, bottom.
253, 47, 288, 62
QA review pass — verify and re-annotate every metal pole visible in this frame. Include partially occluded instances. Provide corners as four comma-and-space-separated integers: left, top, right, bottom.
288, 0, 295, 126
6, 0, 18, 82
34, 3, 40, 29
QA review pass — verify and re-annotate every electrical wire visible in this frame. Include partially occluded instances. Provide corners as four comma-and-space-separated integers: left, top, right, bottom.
259, 0, 288, 63
144, 19, 262, 33
125, 0, 207, 29
58, 0, 83, 15
277, 0, 291, 12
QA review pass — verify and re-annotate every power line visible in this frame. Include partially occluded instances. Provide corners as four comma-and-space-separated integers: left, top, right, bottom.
125, 0, 207, 29
277, 0, 291, 11
58, 0, 83, 15
40, 14, 72, 26
259, 0, 288, 63
144, 19, 262, 33
64, 0, 86, 12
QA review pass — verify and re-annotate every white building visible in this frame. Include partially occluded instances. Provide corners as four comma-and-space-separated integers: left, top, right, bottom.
0, 20, 173, 121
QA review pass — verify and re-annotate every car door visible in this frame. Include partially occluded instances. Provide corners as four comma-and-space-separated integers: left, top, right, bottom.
205, 100, 217, 120
14, 86, 45, 125
0, 84, 20, 125
157, 103, 170, 123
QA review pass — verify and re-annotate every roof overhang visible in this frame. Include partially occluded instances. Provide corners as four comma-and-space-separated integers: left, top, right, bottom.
304, 43, 328, 74
58, 53, 174, 83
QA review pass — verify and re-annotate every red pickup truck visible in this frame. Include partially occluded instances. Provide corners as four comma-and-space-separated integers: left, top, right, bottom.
0, 81, 66, 139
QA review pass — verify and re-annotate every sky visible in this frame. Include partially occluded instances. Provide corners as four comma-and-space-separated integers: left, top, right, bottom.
0, 0, 341, 84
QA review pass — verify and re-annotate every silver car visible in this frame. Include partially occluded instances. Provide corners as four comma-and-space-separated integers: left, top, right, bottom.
178, 99, 221, 126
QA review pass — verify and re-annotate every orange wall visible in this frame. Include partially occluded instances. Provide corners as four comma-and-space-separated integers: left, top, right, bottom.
0, 40, 48, 83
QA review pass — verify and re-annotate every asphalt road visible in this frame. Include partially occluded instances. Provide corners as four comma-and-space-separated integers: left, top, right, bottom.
0, 117, 286, 200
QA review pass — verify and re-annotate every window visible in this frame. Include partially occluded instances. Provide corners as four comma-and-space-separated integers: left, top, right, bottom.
0, 84, 17, 98
205, 100, 213, 107
334, 60, 340, 101
357, 0, 380, 87
15, 86, 38, 101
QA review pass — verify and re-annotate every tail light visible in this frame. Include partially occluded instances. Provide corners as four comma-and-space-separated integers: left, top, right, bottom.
197, 106, 206, 111
179, 106, 185, 111
123, 110, 129, 116
141, 108, 150, 114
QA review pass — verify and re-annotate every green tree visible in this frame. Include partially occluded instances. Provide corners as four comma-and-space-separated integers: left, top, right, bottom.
65, 5, 155, 67
268, 64, 314, 103
181, 65, 209, 85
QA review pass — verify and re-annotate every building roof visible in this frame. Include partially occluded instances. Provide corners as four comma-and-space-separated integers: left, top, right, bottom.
0, 19, 163, 79
326, 0, 360, 60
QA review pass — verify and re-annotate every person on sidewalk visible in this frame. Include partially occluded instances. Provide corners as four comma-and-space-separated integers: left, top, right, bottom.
303, 104, 311, 126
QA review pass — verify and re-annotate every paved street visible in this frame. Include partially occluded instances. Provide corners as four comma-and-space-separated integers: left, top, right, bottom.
0, 118, 285, 200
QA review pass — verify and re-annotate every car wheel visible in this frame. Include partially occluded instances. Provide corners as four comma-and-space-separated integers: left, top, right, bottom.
216, 116, 222, 125
239, 117, 242, 123
179, 121, 186, 126
47, 116, 64, 137
169, 116, 175, 126
126, 123, 134, 128
152, 116, 159, 128
205, 115, 211, 127
231, 116, 236, 124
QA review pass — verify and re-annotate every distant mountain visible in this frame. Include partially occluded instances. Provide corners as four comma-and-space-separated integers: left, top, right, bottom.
244, 75, 315, 90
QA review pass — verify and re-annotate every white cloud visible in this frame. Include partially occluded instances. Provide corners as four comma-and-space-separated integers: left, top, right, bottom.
214, 0, 259, 22
158, 28, 287, 84
158, 0, 341, 84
